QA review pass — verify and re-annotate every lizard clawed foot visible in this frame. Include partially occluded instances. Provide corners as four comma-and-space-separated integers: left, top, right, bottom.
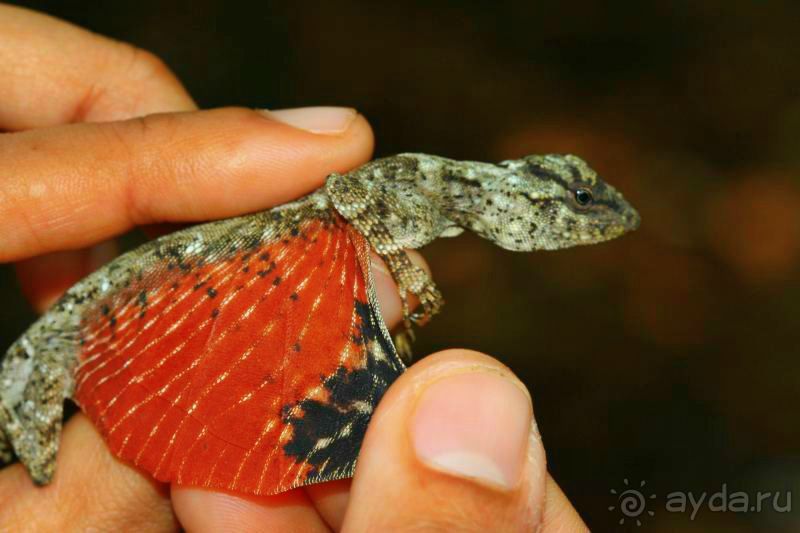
410, 282, 444, 326
380, 250, 446, 363
393, 283, 443, 364
394, 292, 417, 364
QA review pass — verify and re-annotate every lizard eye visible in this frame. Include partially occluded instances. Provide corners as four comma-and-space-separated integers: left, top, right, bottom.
572, 187, 594, 207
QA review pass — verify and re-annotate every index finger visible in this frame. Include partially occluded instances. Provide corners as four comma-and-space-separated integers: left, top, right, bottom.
0, 106, 374, 262
0, 3, 194, 128
2, 4, 198, 308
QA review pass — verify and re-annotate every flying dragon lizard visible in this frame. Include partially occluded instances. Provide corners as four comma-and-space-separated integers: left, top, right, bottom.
0, 152, 639, 496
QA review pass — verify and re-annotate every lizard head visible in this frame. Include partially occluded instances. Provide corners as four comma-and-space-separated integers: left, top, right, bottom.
469, 154, 640, 251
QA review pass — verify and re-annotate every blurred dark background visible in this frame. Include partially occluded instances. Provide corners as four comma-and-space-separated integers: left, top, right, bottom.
2, 1, 800, 530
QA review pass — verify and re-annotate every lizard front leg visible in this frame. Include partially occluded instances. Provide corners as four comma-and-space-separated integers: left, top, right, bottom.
381, 250, 444, 362
383, 251, 444, 326
325, 165, 452, 360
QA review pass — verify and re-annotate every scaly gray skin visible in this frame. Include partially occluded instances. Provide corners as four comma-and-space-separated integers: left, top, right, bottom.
0, 152, 639, 485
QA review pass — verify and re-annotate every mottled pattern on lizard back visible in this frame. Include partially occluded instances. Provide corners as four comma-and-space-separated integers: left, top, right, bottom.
0, 153, 638, 496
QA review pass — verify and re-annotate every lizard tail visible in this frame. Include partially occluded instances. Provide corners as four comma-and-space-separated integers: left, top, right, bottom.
0, 334, 67, 484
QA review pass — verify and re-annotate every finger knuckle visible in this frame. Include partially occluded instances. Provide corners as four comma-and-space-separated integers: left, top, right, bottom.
115, 41, 174, 85
102, 115, 172, 225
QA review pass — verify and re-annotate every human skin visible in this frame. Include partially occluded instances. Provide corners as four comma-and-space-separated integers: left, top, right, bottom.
0, 4, 588, 531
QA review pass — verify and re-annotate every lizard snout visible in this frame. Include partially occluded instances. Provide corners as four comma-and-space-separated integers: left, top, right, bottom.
625, 209, 641, 231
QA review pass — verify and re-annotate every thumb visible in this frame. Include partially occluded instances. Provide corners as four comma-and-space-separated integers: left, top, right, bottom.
342, 349, 549, 532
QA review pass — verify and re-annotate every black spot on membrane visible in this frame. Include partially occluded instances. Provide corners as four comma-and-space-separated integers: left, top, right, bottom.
290, 292, 299, 301
293, 342, 301, 352
211, 308, 220, 318
272, 276, 282, 286
281, 297, 404, 480
166, 246, 183, 259
101, 304, 110, 316
207, 287, 218, 298
351, 300, 378, 345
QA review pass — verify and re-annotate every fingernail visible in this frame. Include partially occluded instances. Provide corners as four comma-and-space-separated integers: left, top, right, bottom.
411, 370, 533, 490
262, 106, 357, 135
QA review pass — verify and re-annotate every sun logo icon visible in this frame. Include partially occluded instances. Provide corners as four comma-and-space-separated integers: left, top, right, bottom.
608, 478, 656, 526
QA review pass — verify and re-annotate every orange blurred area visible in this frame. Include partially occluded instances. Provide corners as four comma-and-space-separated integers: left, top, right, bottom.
705, 172, 800, 283
623, 241, 717, 346
1, 1, 799, 531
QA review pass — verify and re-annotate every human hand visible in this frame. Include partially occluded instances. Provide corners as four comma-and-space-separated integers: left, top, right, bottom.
0, 5, 586, 531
